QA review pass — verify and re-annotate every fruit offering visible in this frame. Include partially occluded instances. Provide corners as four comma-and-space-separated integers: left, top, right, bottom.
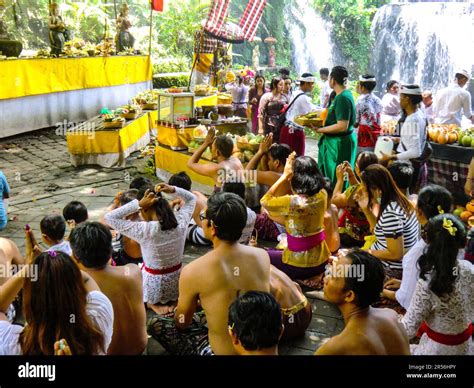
457, 127, 474, 148
427, 124, 461, 145
194, 84, 218, 96
381, 120, 398, 136
453, 200, 474, 228
295, 111, 324, 128
103, 114, 125, 123
193, 125, 208, 139
237, 133, 264, 145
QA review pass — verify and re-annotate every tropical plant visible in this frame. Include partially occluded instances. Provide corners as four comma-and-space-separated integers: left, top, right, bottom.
153, 73, 190, 88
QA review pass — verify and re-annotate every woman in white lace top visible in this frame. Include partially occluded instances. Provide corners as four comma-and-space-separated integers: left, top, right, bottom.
402, 214, 473, 355
105, 184, 196, 308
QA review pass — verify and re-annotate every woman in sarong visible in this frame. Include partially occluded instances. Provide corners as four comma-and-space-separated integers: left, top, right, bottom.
316, 66, 357, 187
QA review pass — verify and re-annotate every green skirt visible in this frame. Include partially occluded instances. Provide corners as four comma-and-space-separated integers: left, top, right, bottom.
318, 132, 357, 186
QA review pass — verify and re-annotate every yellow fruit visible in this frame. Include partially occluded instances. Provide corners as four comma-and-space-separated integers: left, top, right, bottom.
466, 202, 474, 213
469, 216, 474, 228
460, 211, 473, 222
437, 133, 449, 145
448, 132, 457, 144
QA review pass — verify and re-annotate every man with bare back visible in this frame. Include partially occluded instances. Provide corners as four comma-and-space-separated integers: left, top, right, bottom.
148, 192, 270, 355
270, 265, 312, 340
187, 128, 244, 191
0, 238, 24, 287
70, 222, 148, 355
315, 249, 410, 355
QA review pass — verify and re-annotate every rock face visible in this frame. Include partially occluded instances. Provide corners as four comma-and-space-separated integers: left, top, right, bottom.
0, 39, 22, 57
370, 2, 474, 106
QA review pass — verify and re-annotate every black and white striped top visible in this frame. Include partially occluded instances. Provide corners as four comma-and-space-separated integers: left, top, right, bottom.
372, 201, 420, 270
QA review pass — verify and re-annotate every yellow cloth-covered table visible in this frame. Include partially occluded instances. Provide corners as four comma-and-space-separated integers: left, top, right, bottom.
66, 112, 151, 168
0, 55, 152, 100
195, 94, 218, 107
1, 55, 152, 138
155, 145, 215, 187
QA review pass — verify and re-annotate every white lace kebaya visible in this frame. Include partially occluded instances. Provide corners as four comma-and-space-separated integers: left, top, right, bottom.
401, 259, 473, 355
104, 187, 196, 304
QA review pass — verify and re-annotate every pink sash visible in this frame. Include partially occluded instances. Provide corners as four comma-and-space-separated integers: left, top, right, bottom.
287, 230, 326, 252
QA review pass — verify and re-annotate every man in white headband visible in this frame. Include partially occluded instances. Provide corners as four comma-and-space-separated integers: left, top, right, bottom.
433, 69, 473, 126
400, 84, 423, 95
380, 83, 429, 192
280, 72, 318, 155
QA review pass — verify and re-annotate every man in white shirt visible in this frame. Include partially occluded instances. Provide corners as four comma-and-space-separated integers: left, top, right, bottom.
319, 67, 331, 108
286, 73, 317, 123
281, 73, 317, 155
433, 69, 474, 126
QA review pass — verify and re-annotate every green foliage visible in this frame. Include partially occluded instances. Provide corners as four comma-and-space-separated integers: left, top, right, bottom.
153, 0, 209, 59
62, 2, 109, 44
2, 0, 388, 80
153, 56, 190, 74
311, 80, 322, 105
313, 0, 390, 75
153, 73, 190, 89
143, 157, 156, 177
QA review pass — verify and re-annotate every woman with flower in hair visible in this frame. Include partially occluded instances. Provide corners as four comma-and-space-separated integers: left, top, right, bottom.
382, 184, 458, 311
402, 214, 473, 355
316, 66, 357, 187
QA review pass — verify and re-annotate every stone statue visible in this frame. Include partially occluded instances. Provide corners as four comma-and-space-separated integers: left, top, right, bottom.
48, 2, 69, 57
268, 45, 275, 67
0, 10, 22, 57
264, 36, 277, 68
115, 3, 135, 52
252, 45, 260, 70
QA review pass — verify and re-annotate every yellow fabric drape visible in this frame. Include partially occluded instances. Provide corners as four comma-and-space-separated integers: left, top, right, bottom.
157, 125, 194, 148
66, 113, 150, 154
155, 145, 215, 187
192, 53, 214, 74
1, 55, 152, 100
195, 94, 218, 107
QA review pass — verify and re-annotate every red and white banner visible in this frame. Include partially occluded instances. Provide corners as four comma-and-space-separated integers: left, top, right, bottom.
239, 0, 267, 41
203, 0, 267, 43
204, 0, 231, 36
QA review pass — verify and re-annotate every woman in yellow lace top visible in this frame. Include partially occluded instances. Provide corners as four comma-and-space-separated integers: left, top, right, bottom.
261, 153, 331, 280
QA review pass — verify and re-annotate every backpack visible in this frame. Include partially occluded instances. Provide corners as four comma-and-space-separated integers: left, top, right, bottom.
276, 92, 307, 127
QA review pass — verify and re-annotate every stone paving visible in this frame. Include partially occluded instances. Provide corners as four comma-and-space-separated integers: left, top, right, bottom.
0, 129, 342, 355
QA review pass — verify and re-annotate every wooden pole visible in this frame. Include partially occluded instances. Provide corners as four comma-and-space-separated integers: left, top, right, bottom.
148, 1, 153, 56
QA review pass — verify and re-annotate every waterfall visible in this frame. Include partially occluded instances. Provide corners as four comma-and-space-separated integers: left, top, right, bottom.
371, 2, 474, 101
284, 0, 342, 75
